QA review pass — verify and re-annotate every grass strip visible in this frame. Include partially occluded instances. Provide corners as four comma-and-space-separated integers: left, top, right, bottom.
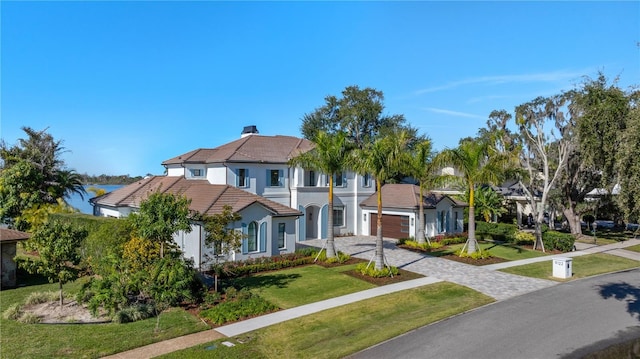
499, 253, 640, 281
431, 242, 548, 261
159, 282, 494, 359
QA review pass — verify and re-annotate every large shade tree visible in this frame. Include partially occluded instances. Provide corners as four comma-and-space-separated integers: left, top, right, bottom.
351, 130, 412, 270
515, 94, 572, 251
615, 90, 640, 224
289, 131, 353, 258
300, 85, 415, 148
0, 127, 85, 229
439, 137, 508, 254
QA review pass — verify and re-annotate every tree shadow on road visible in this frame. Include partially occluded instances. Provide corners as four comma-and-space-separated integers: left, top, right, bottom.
598, 281, 640, 321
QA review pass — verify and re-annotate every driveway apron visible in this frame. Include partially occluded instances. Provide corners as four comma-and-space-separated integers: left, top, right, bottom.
301, 236, 556, 301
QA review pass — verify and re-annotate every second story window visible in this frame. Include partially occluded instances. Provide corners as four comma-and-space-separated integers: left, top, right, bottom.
267, 169, 284, 187
237, 168, 248, 188
307, 170, 316, 187
363, 173, 372, 187
325, 172, 345, 187
190, 168, 203, 177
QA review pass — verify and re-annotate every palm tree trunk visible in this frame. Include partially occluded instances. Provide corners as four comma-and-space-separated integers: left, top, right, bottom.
466, 185, 477, 255
375, 181, 384, 270
326, 176, 336, 258
417, 185, 425, 244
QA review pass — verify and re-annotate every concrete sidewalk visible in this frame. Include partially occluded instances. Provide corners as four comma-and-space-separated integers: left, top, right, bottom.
103, 236, 640, 358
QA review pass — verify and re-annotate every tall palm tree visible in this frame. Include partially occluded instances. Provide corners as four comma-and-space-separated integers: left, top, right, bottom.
406, 139, 438, 244
439, 138, 507, 254
289, 131, 353, 258
56, 169, 87, 203
351, 130, 411, 270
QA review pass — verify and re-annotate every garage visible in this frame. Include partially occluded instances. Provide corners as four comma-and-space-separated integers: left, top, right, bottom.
369, 214, 410, 239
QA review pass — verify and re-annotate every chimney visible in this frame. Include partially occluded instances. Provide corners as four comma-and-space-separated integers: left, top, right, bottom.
241, 125, 259, 138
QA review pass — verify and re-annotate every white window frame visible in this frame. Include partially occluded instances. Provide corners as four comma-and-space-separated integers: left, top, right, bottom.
333, 205, 345, 227
278, 223, 286, 249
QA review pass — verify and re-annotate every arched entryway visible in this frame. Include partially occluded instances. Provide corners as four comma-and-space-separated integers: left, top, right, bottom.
305, 205, 320, 239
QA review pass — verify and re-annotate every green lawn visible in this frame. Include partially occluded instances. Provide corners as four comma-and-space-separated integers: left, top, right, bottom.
430, 241, 548, 261
159, 282, 494, 359
229, 264, 377, 308
0, 276, 209, 359
500, 253, 640, 281
624, 244, 640, 253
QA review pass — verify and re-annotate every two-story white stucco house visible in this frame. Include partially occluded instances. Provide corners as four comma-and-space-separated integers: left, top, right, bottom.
92, 126, 376, 268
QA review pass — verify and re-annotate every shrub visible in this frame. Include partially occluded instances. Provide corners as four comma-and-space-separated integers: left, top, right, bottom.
355, 262, 399, 278
114, 304, 156, 324
440, 236, 467, 245
513, 231, 535, 245
399, 240, 443, 251
475, 221, 518, 242
17, 312, 41, 324
454, 248, 493, 260
3, 304, 23, 320
325, 251, 351, 264
199, 293, 278, 325
211, 252, 315, 278
542, 231, 575, 252
24, 291, 61, 305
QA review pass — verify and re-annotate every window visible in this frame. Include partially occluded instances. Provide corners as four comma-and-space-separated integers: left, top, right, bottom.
334, 172, 344, 187
363, 173, 372, 187
401, 216, 410, 233
267, 169, 283, 187
190, 168, 203, 177
247, 222, 257, 252
278, 223, 286, 249
439, 211, 446, 233
333, 206, 345, 227
237, 168, 248, 188
454, 211, 459, 231
307, 170, 316, 187
325, 172, 345, 187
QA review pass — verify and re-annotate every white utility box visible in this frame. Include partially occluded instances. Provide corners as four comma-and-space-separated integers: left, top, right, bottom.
552, 257, 573, 279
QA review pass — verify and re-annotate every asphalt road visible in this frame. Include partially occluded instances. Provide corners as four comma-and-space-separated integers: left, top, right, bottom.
348, 268, 640, 359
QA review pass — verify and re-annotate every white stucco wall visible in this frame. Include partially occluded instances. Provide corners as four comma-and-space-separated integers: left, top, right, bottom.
206, 165, 227, 185
166, 165, 184, 177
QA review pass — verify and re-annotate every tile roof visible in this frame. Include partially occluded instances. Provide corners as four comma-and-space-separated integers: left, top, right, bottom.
91, 176, 301, 217
161, 135, 314, 165
360, 184, 468, 210
0, 228, 31, 242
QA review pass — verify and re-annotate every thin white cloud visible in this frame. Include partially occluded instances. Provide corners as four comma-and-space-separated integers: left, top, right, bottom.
423, 107, 485, 119
415, 69, 589, 95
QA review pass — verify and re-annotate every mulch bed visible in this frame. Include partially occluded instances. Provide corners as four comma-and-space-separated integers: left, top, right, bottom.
342, 267, 425, 286
439, 254, 507, 266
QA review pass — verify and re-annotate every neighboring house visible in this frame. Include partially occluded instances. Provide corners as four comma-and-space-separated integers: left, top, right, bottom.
493, 180, 541, 227
1, 227, 30, 288
92, 126, 375, 267
359, 184, 467, 239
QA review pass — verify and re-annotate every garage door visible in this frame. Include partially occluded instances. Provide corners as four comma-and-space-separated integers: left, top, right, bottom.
370, 214, 410, 239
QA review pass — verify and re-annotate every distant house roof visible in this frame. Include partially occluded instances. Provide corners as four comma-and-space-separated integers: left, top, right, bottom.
91, 176, 302, 217
161, 135, 315, 166
360, 184, 467, 210
0, 228, 30, 243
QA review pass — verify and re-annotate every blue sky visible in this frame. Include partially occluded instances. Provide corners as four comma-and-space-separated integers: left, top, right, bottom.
2, 1, 638, 176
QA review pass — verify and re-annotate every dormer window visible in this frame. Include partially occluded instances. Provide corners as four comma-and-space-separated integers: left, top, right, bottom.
189, 168, 203, 177
237, 168, 249, 188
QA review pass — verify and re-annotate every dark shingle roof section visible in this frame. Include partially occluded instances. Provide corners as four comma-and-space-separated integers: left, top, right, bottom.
360, 184, 468, 210
93, 176, 301, 217
161, 135, 314, 165
0, 228, 30, 242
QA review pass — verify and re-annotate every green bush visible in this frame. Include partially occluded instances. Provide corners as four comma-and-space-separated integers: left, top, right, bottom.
211, 252, 315, 278
50, 213, 132, 276
440, 236, 468, 245
542, 231, 575, 252
475, 221, 518, 242
355, 262, 399, 278
399, 240, 443, 251
24, 291, 62, 305
199, 293, 278, 325
513, 231, 535, 245
454, 248, 493, 259
3, 304, 23, 320
114, 304, 155, 324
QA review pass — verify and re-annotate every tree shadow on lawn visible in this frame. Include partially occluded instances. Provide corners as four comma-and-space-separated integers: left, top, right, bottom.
229, 273, 302, 290
598, 280, 640, 321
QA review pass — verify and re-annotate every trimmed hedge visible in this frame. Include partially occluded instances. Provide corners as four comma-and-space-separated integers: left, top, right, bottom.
475, 221, 518, 242
542, 230, 575, 252
210, 251, 315, 278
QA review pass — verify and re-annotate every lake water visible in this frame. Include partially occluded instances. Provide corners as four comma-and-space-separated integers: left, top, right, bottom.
66, 184, 124, 215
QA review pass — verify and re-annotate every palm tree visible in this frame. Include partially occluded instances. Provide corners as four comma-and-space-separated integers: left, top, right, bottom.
439, 138, 507, 255
289, 131, 353, 258
406, 139, 438, 244
351, 130, 411, 270
473, 186, 507, 222
56, 169, 87, 203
